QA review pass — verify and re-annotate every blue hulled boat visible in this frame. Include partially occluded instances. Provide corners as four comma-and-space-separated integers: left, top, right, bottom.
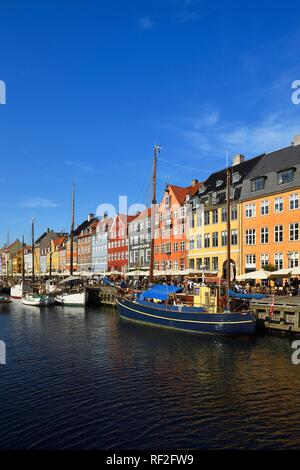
117, 285, 256, 336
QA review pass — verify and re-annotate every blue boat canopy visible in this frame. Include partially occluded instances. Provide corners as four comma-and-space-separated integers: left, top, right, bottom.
228, 289, 267, 300
140, 284, 183, 301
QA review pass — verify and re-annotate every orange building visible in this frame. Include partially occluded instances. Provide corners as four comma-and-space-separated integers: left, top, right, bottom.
240, 140, 300, 273
154, 180, 202, 272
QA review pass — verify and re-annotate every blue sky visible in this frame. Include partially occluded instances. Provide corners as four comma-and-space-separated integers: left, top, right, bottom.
1, 0, 300, 244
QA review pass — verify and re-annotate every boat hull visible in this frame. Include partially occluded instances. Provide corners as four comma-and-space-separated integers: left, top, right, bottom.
54, 292, 88, 306
117, 299, 256, 336
22, 294, 54, 306
11, 283, 31, 299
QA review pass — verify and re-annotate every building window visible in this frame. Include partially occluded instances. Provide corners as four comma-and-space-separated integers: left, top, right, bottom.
221, 231, 227, 246
221, 207, 227, 222
212, 257, 218, 271
180, 241, 185, 251
274, 197, 283, 213
274, 225, 283, 243
173, 242, 178, 252
278, 168, 294, 185
231, 205, 237, 220
180, 224, 185, 234
260, 227, 269, 244
180, 207, 186, 218
245, 203, 256, 218
290, 193, 299, 210
260, 253, 269, 268
245, 254, 256, 268
204, 211, 210, 225
275, 253, 283, 269
173, 260, 178, 270
204, 234, 210, 248
231, 229, 238, 245
251, 177, 265, 192
189, 237, 195, 250
245, 229, 256, 245
212, 209, 218, 224
204, 257, 210, 270
189, 259, 195, 269
290, 222, 299, 241
288, 252, 299, 268
196, 207, 202, 227
196, 258, 203, 270
260, 200, 269, 216
196, 235, 202, 249
212, 232, 218, 247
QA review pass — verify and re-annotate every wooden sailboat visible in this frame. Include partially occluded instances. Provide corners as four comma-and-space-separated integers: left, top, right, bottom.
54, 184, 88, 307
117, 148, 256, 336
11, 234, 31, 299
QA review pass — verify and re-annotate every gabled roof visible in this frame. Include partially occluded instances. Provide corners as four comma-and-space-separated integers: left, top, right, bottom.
243, 144, 300, 180
73, 217, 98, 237
167, 182, 203, 205
129, 208, 151, 223
196, 154, 264, 197
53, 236, 67, 248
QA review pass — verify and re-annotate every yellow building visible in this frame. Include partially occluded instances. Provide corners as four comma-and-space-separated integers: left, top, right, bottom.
46, 236, 67, 273
187, 154, 263, 277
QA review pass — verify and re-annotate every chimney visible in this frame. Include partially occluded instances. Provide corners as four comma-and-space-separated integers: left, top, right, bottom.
103, 211, 108, 219
135, 210, 140, 216
47, 227, 50, 233
191, 179, 198, 187
232, 154, 245, 166
87, 213, 94, 222
292, 135, 300, 146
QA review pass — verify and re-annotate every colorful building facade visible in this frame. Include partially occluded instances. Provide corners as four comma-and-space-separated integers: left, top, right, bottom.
108, 214, 135, 273
240, 141, 300, 273
154, 181, 202, 272
128, 208, 151, 270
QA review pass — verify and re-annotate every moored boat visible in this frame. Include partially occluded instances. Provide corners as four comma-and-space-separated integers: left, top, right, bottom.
54, 291, 88, 306
0, 295, 12, 304
117, 284, 256, 336
22, 293, 54, 306
11, 282, 31, 299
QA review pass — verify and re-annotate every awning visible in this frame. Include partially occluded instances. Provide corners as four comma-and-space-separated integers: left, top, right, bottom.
228, 289, 267, 300
140, 284, 183, 301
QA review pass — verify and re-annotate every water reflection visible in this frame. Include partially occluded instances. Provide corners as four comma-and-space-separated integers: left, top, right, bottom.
0, 301, 299, 449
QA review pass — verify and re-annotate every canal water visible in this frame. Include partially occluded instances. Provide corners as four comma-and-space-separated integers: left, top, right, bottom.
0, 300, 300, 450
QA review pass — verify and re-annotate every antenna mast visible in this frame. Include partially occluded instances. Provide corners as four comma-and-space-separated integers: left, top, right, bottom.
149, 144, 161, 284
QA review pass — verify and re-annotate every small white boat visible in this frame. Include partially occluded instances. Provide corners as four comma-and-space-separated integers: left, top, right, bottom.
11, 283, 31, 299
22, 293, 54, 306
54, 291, 88, 306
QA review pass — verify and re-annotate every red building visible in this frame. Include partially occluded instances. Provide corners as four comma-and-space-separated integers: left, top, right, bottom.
154, 180, 202, 272
108, 214, 135, 273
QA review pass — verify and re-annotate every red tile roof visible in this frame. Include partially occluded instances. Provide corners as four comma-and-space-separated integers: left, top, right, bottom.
168, 182, 202, 205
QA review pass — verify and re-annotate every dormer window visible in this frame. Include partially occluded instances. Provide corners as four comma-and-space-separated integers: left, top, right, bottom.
277, 168, 295, 185
216, 180, 223, 188
251, 177, 265, 192
232, 172, 240, 184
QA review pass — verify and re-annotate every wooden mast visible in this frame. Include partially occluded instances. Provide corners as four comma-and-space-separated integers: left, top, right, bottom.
226, 166, 231, 311
31, 217, 35, 283
70, 183, 75, 276
149, 145, 160, 284
21, 235, 25, 283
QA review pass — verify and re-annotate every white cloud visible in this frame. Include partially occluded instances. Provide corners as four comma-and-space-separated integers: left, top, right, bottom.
137, 17, 154, 30
178, 111, 300, 159
21, 198, 59, 208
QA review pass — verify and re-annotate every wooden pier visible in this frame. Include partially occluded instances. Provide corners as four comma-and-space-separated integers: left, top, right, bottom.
251, 296, 300, 335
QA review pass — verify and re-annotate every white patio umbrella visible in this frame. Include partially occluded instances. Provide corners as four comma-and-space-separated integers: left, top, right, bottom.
236, 269, 270, 281
269, 268, 292, 277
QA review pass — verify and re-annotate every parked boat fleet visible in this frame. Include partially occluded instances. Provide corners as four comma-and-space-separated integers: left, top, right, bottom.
7, 277, 89, 306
